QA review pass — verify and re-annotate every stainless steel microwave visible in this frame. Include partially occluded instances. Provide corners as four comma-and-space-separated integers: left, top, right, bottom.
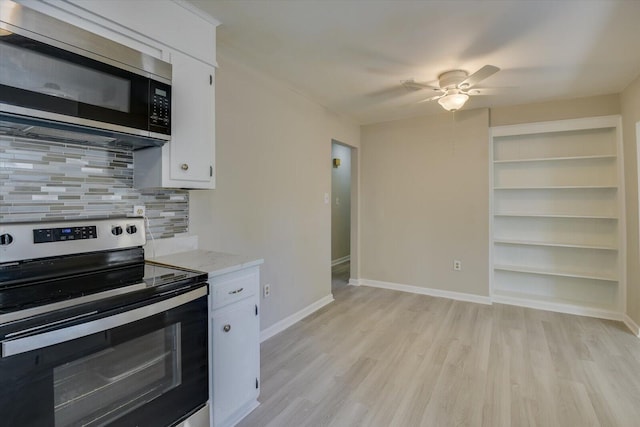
0, 0, 172, 148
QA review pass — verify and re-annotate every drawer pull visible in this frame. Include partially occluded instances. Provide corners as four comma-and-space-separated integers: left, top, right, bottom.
228, 287, 244, 295
223, 324, 231, 332
181, 163, 189, 171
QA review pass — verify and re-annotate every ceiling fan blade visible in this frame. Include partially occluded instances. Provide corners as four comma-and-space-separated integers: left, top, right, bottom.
458, 65, 500, 89
402, 79, 441, 92
417, 94, 444, 103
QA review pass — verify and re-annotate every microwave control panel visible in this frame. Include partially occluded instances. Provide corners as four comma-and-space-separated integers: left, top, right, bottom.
149, 81, 171, 133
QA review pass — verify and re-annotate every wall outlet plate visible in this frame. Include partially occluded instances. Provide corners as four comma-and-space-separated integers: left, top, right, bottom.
453, 260, 462, 271
263, 284, 271, 298
133, 205, 146, 217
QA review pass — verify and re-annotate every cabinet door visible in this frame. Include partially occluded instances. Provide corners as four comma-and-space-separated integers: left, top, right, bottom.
212, 299, 259, 426
65, 0, 218, 65
169, 51, 216, 187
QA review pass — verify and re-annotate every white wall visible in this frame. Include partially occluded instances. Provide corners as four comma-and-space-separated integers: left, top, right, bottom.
189, 51, 359, 330
331, 142, 351, 262
621, 73, 640, 327
360, 109, 491, 297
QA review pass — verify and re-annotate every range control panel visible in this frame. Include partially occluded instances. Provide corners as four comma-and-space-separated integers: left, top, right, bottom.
33, 226, 98, 244
0, 218, 146, 264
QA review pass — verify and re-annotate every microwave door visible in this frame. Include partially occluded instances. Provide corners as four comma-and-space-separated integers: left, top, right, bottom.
0, 35, 170, 143
0, 35, 148, 126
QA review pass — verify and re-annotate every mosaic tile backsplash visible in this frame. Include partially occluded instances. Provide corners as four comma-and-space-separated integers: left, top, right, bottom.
0, 136, 188, 238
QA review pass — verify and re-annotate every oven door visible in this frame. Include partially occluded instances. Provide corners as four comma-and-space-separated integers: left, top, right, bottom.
0, 285, 208, 427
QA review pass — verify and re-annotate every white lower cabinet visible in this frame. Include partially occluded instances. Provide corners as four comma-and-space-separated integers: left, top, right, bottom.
209, 267, 260, 427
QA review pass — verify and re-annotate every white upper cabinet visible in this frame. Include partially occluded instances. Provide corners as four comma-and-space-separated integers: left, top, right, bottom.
24, 0, 218, 65
17, 0, 219, 189
135, 51, 216, 189
66, 0, 218, 65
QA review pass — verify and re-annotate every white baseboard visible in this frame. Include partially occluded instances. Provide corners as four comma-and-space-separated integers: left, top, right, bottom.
624, 314, 640, 337
360, 278, 492, 305
331, 255, 350, 267
260, 294, 335, 342
348, 278, 361, 286
492, 293, 623, 322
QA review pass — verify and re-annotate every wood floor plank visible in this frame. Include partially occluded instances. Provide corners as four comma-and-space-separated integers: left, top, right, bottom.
237, 284, 640, 427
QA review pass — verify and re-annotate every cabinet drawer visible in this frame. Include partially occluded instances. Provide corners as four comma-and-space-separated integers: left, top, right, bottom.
210, 267, 259, 310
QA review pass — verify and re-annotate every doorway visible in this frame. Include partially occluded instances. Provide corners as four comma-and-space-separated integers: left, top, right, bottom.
331, 140, 352, 291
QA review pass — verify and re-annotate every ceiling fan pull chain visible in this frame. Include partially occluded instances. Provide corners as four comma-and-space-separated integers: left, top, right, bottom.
451, 110, 457, 156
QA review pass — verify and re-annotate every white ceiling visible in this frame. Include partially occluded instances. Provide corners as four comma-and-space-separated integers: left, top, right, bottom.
188, 0, 640, 125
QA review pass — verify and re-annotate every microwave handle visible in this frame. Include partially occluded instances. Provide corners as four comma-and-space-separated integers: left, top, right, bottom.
1, 286, 207, 358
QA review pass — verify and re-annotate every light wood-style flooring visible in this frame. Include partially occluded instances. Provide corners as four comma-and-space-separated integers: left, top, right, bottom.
238, 280, 640, 426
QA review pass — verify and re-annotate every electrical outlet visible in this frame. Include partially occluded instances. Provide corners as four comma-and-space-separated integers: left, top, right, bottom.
453, 260, 462, 271
133, 205, 146, 217
263, 284, 271, 298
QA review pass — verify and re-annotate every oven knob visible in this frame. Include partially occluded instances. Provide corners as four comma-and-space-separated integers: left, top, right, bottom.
126, 225, 137, 234
111, 226, 123, 236
0, 233, 13, 245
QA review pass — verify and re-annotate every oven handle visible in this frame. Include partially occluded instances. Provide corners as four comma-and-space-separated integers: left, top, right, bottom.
1, 285, 207, 358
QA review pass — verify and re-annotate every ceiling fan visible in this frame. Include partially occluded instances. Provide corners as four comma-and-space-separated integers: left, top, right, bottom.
402, 65, 500, 112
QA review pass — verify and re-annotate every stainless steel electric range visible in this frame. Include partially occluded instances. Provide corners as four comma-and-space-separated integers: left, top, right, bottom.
0, 218, 210, 427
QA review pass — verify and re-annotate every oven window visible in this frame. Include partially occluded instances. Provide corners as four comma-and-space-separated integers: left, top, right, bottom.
0, 40, 131, 112
53, 323, 182, 427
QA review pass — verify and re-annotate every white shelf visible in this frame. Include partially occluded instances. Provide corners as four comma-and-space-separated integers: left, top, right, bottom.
494, 186, 617, 190
494, 154, 616, 164
493, 264, 617, 282
493, 239, 617, 251
490, 116, 624, 319
493, 213, 618, 220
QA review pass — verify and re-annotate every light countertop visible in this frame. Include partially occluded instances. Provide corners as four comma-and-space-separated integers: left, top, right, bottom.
150, 249, 264, 277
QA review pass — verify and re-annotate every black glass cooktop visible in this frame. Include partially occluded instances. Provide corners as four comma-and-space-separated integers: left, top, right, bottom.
0, 248, 207, 322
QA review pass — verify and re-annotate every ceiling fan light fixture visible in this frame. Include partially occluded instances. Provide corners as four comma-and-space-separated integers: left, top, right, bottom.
437, 91, 469, 111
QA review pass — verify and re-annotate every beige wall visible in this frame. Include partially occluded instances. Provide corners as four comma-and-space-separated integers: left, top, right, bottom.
491, 94, 620, 126
622, 74, 640, 326
331, 142, 351, 261
360, 109, 491, 296
189, 51, 360, 330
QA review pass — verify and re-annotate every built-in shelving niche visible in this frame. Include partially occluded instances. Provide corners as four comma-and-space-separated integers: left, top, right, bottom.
490, 116, 625, 319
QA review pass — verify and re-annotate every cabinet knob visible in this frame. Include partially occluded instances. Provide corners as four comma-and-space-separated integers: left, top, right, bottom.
223, 324, 231, 333
181, 163, 189, 171
0, 234, 13, 245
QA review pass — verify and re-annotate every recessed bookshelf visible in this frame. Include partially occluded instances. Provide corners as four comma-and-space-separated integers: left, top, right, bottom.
490, 116, 624, 317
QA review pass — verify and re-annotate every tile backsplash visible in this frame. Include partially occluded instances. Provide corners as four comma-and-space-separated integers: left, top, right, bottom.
0, 136, 188, 238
